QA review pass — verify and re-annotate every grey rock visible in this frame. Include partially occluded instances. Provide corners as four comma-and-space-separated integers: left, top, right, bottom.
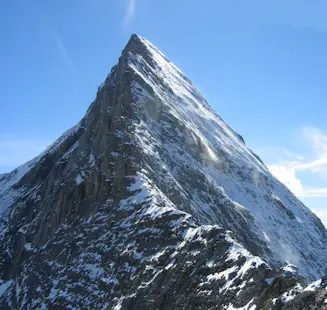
0, 34, 326, 309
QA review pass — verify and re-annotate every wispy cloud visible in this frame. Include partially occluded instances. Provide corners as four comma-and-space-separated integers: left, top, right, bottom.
54, 31, 73, 69
268, 164, 304, 195
124, 0, 136, 25
312, 209, 327, 228
293, 127, 327, 173
268, 164, 327, 197
267, 127, 327, 198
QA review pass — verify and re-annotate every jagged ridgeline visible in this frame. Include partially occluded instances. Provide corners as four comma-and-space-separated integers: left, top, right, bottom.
0, 34, 327, 309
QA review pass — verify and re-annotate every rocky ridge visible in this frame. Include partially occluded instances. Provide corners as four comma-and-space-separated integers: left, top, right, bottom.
0, 34, 327, 309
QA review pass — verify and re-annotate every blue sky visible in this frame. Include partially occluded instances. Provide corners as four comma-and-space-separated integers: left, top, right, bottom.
1, 0, 327, 223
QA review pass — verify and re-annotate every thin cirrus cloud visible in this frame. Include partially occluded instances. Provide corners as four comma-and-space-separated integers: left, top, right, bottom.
54, 31, 73, 69
292, 127, 327, 173
124, 0, 136, 26
268, 127, 327, 198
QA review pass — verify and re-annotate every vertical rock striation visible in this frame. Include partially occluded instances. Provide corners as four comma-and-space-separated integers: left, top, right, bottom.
0, 34, 326, 309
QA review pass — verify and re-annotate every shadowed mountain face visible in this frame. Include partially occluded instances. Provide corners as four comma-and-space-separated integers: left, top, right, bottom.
0, 34, 326, 309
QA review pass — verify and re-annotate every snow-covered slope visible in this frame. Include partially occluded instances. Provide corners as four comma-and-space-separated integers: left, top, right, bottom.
0, 34, 326, 309
123, 35, 327, 279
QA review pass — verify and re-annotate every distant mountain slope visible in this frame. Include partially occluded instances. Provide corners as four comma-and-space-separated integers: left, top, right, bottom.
0, 34, 326, 309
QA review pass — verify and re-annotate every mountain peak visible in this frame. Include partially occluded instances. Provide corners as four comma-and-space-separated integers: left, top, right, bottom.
125, 33, 149, 54
130, 33, 145, 42
0, 35, 327, 309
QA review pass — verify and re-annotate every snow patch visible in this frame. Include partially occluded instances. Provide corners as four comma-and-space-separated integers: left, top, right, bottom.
0, 280, 13, 298
75, 174, 84, 185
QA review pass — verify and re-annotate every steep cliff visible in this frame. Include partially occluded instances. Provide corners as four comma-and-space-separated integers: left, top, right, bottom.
0, 34, 326, 309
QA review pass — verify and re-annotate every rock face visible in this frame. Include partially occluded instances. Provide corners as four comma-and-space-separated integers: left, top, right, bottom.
0, 34, 326, 309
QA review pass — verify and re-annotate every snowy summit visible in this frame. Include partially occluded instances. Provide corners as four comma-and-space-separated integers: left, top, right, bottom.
0, 34, 327, 309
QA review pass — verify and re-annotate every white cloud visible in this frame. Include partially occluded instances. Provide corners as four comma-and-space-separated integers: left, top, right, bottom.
304, 188, 327, 198
283, 149, 303, 161
124, 0, 136, 25
268, 164, 327, 198
267, 127, 327, 198
292, 127, 327, 173
268, 164, 303, 196
312, 209, 327, 228
54, 31, 73, 69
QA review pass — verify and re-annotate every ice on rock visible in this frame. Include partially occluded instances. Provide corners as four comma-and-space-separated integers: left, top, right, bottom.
0, 34, 327, 309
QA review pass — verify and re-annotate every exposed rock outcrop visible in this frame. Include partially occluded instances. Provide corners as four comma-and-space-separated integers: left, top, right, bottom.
0, 34, 326, 309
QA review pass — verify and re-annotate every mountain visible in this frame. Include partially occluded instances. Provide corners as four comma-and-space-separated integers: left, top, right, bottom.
0, 34, 327, 309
